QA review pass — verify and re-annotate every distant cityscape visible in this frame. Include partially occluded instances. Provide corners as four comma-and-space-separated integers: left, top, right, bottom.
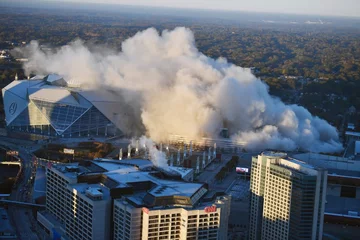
1, 73, 359, 239
0, 2, 360, 240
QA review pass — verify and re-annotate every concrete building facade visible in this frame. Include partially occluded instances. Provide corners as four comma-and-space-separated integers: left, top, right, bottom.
249, 152, 327, 240
38, 159, 230, 240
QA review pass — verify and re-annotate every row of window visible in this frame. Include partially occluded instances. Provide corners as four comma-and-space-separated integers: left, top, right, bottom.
47, 170, 95, 240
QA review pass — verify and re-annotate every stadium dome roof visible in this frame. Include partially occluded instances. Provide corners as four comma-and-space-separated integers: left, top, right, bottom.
2, 74, 127, 137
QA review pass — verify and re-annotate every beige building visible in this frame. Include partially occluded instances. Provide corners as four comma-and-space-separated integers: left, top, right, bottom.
249, 152, 327, 240
38, 165, 111, 240
113, 195, 230, 240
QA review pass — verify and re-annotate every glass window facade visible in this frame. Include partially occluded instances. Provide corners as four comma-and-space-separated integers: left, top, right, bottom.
9, 101, 49, 126
32, 99, 89, 133
63, 106, 117, 137
8, 100, 120, 137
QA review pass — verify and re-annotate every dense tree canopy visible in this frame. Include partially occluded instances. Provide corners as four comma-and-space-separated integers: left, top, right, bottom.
0, 6, 359, 127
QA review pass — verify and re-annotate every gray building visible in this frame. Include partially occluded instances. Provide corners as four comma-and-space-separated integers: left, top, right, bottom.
38, 159, 230, 240
249, 152, 327, 240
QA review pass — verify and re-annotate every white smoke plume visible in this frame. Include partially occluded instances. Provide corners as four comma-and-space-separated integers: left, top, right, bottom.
136, 136, 168, 169
18, 27, 342, 153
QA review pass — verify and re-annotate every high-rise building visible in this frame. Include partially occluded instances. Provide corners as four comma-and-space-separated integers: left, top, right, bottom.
248, 152, 327, 240
37, 159, 231, 240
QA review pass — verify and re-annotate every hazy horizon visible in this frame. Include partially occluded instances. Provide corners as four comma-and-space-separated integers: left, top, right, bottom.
38, 0, 360, 18
0, 0, 359, 18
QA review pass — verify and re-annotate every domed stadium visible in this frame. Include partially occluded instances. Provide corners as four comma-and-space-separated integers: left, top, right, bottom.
2, 74, 126, 138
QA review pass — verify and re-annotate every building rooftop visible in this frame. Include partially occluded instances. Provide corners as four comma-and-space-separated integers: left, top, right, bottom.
168, 166, 193, 178
69, 183, 110, 201
92, 159, 140, 173
292, 153, 360, 177
51, 158, 207, 209
107, 159, 153, 169
261, 151, 288, 158
149, 181, 202, 198
258, 153, 320, 176
327, 169, 360, 178
272, 158, 319, 176
286, 157, 315, 170
346, 131, 360, 137
29, 86, 91, 107
53, 163, 92, 180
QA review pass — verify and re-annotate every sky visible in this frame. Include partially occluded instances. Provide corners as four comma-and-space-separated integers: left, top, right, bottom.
52, 0, 360, 17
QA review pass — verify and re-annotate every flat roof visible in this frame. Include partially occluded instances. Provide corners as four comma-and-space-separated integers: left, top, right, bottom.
291, 152, 360, 177
52, 159, 206, 207
262, 151, 288, 158
95, 158, 193, 178
263, 156, 319, 176
69, 183, 110, 201
346, 131, 360, 137
110, 159, 153, 168
168, 166, 193, 177
52, 163, 91, 179
326, 195, 360, 215
106, 170, 202, 197
286, 157, 315, 170
327, 169, 360, 178
92, 160, 139, 173
150, 182, 203, 198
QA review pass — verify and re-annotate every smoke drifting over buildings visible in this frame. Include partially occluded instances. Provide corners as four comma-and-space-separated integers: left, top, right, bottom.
135, 136, 169, 169
18, 27, 342, 153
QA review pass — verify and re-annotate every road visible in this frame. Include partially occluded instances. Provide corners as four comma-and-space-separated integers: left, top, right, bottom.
0, 139, 41, 240
197, 152, 256, 191
197, 154, 233, 184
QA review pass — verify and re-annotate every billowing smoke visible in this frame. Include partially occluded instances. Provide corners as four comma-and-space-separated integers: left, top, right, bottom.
136, 136, 168, 169
17, 27, 342, 153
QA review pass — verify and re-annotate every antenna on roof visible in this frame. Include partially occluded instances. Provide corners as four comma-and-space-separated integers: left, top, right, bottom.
208, 147, 212, 162
213, 143, 217, 158
135, 140, 139, 156
183, 144, 187, 159
177, 149, 180, 166
202, 155, 206, 169
143, 144, 148, 160
127, 144, 131, 158
189, 141, 193, 156
203, 151, 206, 169
196, 157, 200, 174
119, 148, 123, 160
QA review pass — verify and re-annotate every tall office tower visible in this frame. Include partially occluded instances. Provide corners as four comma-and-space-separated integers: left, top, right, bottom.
42, 165, 111, 240
248, 152, 327, 240
38, 159, 230, 240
